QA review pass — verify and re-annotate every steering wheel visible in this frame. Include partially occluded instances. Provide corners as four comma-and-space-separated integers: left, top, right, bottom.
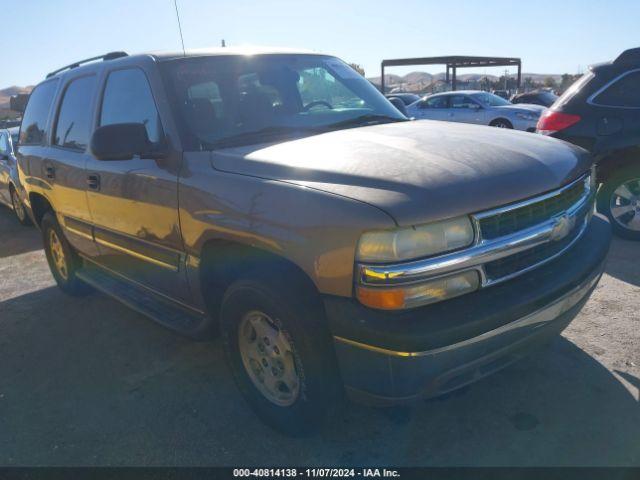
303, 100, 333, 111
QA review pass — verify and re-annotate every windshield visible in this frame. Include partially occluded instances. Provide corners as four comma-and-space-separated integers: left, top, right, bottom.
472, 92, 511, 107
161, 54, 406, 149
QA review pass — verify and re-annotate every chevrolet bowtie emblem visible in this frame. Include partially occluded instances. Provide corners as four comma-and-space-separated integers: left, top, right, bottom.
550, 214, 575, 242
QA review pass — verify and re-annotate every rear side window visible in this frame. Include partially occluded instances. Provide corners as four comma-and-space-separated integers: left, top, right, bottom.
53, 76, 97, 151
19, 79, 58, 145
593, 70, 640, 108
424, 96, 448, 108
100, 69, 162, 143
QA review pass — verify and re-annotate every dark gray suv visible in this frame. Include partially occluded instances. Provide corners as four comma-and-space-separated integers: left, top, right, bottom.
17, 48, 611, 434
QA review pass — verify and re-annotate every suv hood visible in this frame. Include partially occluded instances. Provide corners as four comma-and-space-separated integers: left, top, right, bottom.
210, 120, 592, 226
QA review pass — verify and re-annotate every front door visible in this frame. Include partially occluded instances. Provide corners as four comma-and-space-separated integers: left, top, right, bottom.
85, 66, 191, 303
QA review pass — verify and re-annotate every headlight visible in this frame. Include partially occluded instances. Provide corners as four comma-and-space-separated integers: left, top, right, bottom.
356, 270, 480, 310
356, 216, 475, 263
515, 112, 539, 121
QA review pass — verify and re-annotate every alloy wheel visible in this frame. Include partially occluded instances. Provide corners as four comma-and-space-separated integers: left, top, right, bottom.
49, 229, 69, 281
10, 189, 26, 222
610, 178, 640, 232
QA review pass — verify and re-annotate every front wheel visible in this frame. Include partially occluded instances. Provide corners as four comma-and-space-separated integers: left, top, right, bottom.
597, 167, 640, 241
10, 187, 31, 226
41, 212, 92, 295
220, 274, 341, 435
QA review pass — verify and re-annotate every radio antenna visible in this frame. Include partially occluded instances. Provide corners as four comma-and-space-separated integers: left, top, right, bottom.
173, 0, 186, 56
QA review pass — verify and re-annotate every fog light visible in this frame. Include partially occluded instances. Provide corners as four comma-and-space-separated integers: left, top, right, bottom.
356, 270, 480, 310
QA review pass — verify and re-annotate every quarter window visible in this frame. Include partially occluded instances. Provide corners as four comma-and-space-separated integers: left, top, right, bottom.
53, 76, 97, 151
100, 69, 162, 143
593, 70, 640, 108
19, 79, 58, 145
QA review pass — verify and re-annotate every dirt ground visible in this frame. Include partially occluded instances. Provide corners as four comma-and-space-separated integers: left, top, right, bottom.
0, 205, 638, 466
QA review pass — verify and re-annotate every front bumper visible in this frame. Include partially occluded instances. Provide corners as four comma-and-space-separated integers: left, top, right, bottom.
325, 215, 611, 405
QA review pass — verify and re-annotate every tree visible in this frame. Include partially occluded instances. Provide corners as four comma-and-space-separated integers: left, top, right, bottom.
349, 63, 365, 77
544, 76, 558, 89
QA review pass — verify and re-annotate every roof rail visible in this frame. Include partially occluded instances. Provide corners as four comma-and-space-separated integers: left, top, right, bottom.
46, 51, 128, 79
614, 47, 640, 66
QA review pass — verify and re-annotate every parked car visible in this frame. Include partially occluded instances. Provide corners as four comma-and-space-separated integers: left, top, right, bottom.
537, 47, 640, 240
385, 93, 421, 105
406, 90, 545, 131
492, 89, 510, 99
0, 127, 30, 225
18, 48, 610, 434
511, 90, 558, 107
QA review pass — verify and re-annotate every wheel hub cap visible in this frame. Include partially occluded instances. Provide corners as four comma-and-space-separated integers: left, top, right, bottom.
49, 230, 69, 280
238, 311, 300, 406
610, 178, 640, 232
11, 190, 25, 221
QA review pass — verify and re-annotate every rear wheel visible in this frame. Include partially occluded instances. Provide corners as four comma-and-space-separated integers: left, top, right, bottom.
490, 118, 513, 129
220, 273, 341, 435
10, 186, 31, 226
597, 166, 640, 241
41, 212, 92, 295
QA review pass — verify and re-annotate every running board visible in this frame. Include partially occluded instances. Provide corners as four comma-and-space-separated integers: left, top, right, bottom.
76, 262, 206, 336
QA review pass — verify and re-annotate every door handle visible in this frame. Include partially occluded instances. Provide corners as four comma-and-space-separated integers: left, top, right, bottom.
45, 165, 55, 179
87, 174, 101, 191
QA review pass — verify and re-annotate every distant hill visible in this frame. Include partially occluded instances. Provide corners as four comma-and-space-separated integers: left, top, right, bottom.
0, 86, 33, 110
368, 72, 563, 90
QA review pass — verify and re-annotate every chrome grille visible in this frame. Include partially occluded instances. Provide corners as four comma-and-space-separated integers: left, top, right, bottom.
483, 200, 591, 281
478, 178, 588, 240
475, 174, 593, 284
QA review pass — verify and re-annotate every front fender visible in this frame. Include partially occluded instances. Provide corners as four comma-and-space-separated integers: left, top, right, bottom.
178, 152, 396, 298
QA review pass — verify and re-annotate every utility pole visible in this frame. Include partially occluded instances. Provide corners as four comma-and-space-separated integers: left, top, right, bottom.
504, 69, 508, 91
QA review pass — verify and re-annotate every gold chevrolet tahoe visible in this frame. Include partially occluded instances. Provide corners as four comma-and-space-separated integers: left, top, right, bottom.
17, 48, 611, 434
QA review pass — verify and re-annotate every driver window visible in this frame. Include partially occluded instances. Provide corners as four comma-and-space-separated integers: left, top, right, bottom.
297, 67, 364, 110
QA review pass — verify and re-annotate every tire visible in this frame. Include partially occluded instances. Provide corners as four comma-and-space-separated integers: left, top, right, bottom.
597, 165, 640, 241
490, 118, 513, 129
41, 212, 92, 295
220, 271, 341, 435
10, 186, 31, 226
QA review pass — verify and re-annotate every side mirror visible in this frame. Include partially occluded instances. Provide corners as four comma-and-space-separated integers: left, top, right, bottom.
90, 123, 159, 161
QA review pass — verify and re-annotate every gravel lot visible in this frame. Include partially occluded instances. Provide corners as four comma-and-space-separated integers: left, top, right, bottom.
0, 205, 638, 466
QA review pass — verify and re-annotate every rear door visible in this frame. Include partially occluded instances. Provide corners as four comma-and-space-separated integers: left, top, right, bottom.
447, 95, 484, 124
411, 95, 450, 121
46, 73, 100, 256
84, 65, 191, 302
0, 132, 10, 204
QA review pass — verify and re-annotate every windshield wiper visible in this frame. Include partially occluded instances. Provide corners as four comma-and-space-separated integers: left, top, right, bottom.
321, 114, 408, 131
205, 126, 315, 149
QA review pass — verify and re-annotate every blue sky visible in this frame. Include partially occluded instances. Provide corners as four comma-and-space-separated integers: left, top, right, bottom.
3, 0, 638, 87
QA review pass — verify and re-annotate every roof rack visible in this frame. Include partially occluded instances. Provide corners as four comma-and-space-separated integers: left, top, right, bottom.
46, 51, 128, 78
614, 48, 640, 66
